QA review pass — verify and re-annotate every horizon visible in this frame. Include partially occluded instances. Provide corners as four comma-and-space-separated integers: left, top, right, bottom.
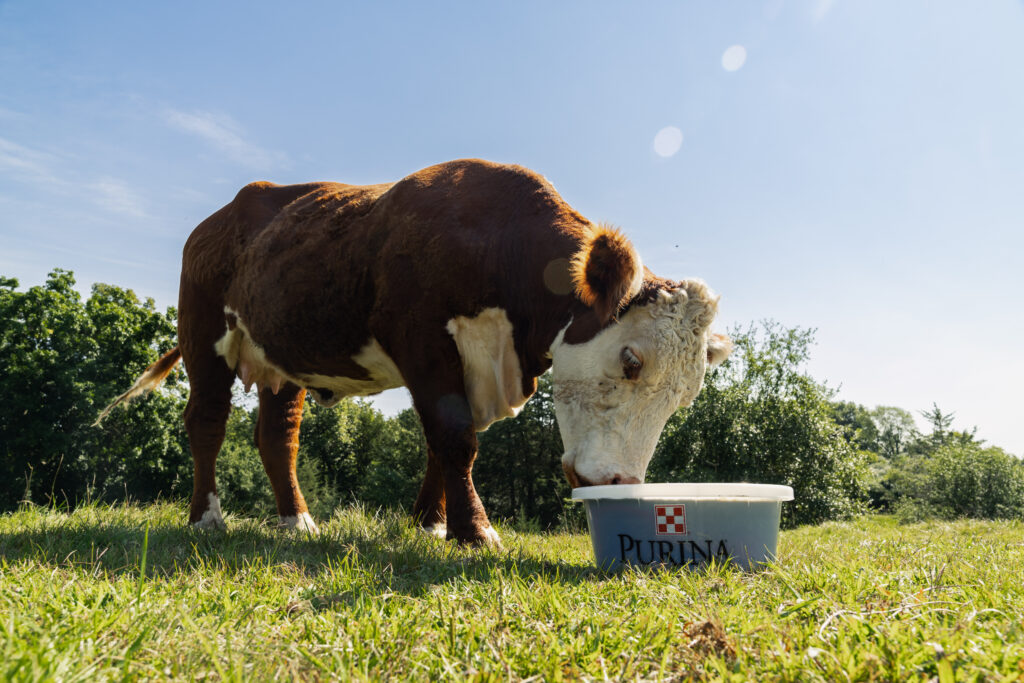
2, 1, 1021, 455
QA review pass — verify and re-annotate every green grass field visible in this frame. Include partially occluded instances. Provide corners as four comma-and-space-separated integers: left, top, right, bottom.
1, 503, 1023, 682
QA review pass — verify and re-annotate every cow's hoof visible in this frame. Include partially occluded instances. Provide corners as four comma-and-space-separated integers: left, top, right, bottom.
192, 493, 226, 530
447, 523, 502, 548
279, 512, 319, 534
192, 517, 226, 531
481, 525, 502, 547
420, 523, 448, 539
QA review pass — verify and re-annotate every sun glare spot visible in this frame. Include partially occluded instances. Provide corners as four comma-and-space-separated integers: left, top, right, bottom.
722, 45, 747, 72
653, 127, 683, 158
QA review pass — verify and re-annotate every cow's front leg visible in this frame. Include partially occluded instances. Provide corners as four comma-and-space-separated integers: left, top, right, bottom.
255, 384, 318, 533
414, 394, 500, 547
413, 447, 447, 538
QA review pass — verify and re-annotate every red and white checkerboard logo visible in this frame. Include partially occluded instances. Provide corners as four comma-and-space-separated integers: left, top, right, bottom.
655, 505, 686, 535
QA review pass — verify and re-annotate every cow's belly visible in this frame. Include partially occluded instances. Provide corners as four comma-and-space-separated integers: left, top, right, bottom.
214, 309, 404, 406
297, 339, 405, 404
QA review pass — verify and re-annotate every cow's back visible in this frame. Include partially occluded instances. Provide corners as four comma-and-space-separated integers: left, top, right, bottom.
181, 181, 353, 289
223, 160, 590, 380
181, 160, 602, 403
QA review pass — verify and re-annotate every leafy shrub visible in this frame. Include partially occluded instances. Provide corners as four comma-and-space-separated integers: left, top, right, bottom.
875, 443, 1024, 522
892, 498, 938, 524
927, 444, 1024, 520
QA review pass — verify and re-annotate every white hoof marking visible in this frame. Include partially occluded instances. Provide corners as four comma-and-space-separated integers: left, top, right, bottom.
193, 493, 226, 530
279, 512, 319, 534
482, 525, 502, 546
421, 523, 448, 539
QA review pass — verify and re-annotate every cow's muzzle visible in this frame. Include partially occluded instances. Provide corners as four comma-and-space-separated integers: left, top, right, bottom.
562, 462, 641, 488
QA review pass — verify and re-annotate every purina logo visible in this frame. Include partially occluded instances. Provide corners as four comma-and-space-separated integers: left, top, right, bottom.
655, 505, 686, 535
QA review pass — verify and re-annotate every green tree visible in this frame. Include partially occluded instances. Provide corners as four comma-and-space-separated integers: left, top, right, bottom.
0, 271, 187, 510
830, 401, 880, 455
353, 407, 428, 512
870, 406, 918, 459
475, 374, 568, 527
927, 444, 1024, 520
904, 403, 977, 456
881, 442, 1024, 522
870, 405, 1021, 521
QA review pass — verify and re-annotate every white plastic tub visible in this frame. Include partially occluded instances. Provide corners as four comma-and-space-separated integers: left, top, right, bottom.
571, 483, 794, 570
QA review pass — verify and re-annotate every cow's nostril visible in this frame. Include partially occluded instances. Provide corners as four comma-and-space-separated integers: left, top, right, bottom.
610, 475, 622, 485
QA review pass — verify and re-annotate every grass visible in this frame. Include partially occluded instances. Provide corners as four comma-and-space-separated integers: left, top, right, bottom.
1, 503, 1023, 681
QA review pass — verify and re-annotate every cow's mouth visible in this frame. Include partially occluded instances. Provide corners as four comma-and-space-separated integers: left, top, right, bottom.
563, 461, 642, 488
563, 465, 629, 488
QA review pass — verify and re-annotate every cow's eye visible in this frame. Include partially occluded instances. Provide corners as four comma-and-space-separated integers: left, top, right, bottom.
621, 346, 643, 380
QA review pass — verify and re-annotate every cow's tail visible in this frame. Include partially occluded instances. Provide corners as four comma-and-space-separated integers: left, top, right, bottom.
93, 346, 182, 426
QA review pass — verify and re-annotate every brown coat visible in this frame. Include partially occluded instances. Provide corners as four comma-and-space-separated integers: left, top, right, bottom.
102, 159, 656, 543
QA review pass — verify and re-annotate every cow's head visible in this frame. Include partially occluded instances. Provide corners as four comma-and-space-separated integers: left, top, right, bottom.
552, 226, 731, 488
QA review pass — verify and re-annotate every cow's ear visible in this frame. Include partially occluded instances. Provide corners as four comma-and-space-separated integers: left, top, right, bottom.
707, 332, 733, 367
570, 223, 643, 323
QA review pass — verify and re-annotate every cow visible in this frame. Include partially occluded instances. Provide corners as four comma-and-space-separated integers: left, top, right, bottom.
97, 159, 732, 545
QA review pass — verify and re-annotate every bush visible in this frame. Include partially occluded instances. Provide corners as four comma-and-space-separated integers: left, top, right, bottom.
876, 443, 1024, 522
216, 398, 420, 520
892, 498, 938, 525
927, 444, 1024, 520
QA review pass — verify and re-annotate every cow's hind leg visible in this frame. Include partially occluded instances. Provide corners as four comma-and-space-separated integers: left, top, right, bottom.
184, 357, 234, 530
413, 447, 447, 538
255, 384, 318, 533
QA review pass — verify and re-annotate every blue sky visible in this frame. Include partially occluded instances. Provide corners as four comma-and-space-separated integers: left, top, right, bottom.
2, 1, 1022, 454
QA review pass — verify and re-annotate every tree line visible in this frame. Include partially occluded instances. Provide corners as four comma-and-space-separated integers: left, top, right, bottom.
2, 270, 1021, 528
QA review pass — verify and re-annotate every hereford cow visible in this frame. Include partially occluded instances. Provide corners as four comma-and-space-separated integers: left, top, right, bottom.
98, 159, 731, 545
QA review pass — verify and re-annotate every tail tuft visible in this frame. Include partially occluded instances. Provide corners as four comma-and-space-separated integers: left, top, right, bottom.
93, 347, 182, 426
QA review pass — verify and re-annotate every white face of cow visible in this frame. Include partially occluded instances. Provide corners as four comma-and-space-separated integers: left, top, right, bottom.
550, 279, 732, 488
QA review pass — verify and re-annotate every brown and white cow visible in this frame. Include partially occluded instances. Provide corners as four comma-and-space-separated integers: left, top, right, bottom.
98, 159, 731, 545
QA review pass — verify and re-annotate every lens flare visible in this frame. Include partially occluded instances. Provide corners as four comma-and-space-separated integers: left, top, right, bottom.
653, 126, 683, 158
722, 45, 747, 72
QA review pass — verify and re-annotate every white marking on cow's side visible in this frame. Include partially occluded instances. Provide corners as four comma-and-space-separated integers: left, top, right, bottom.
279, 512, 319, 534
421, 523, 447, 539
214, 308, 295, 394
446, 307, 528, 431
298, 338, 404, 403
550, 280, 728, 487
214, 308, 404, 404
194, 492, 226, 530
